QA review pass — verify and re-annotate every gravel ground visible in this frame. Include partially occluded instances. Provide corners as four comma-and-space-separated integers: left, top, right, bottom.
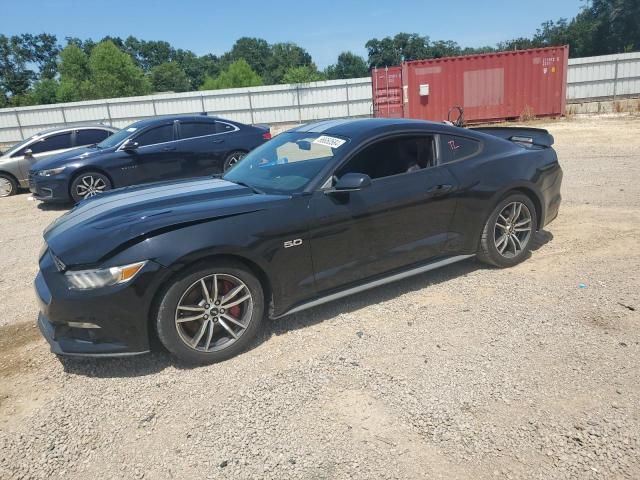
0, 114, 639, 480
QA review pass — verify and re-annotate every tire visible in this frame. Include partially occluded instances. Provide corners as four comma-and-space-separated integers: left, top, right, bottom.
156, 260, 264, 364
223, 150, 247, 171
0, 173, 18, 197
477, 193, 538, 268
70, 171, 112, 203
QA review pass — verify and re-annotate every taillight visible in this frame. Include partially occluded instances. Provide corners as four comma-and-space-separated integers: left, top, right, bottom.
262, 132, 272, 140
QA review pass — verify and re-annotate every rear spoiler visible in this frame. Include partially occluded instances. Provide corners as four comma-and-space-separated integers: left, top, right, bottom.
471, 127, 554, 148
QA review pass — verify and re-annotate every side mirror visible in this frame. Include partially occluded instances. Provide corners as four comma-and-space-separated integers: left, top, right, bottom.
24, 148, 33, 157
328, 173, 372, 193
122, 139, 139, 151
296, 140, 312, 151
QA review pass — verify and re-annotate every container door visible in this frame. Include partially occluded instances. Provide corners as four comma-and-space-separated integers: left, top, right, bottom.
371, 66, 404, 118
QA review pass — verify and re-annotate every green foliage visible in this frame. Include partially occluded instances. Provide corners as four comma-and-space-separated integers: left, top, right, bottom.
85, 41, 151, 99
266, 43, 313, 84
283, 65, 325, 84
325, 52, 369, 79
222, 37, 272, 78
200, 59, 262, 90
56, 44, 91, 102
150, 63, 191, 92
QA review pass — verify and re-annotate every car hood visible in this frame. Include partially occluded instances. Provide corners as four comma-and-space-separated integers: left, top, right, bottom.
31, 146, 113, 170
44, 177, 287, 266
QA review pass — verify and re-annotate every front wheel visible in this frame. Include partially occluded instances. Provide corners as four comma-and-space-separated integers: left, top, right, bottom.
223, 150, 246, 171
70, 171, 112, 203
155, 260, 264, 364
477, 193, 537, 268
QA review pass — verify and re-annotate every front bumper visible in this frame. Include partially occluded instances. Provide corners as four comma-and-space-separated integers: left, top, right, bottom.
34, 252, 165, 357
29, 172, 71, 203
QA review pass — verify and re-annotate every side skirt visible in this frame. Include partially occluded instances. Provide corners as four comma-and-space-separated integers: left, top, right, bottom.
274, 254, 475, 319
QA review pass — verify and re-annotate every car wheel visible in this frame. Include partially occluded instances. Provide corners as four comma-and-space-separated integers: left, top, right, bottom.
70, 171, 112, 203
477, 193, 538, 268
155, 260, 264, 364
0, 174, 18, 197
223, 150, 247, 171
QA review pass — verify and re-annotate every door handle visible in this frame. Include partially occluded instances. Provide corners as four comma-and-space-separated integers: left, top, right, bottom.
212, 139, 225, 144
426, 184, 453, 197
162, 146, 176, 151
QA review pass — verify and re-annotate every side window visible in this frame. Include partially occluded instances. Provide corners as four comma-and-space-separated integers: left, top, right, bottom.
439, 135, 481, 163
26, 132, 73, 155
215, 122, 236, 134
337, 135, 435, 180
135, 124, 174, 147
76, 129, 111, 146
180, 122, 217, 139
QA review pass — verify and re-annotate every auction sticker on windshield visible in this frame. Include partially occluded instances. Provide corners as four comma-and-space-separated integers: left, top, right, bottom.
313, 135, 346, 149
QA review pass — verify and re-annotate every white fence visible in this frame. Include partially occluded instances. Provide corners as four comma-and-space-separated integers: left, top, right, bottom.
1, 51, 639, 144
0, 78, 373, 144
567, 51, 640, 101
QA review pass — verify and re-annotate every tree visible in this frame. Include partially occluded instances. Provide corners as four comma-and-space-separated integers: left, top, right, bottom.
283, 65, 325, 84
266, 43, 313, 84
222, 37, 272, 78
150, 63, 191, 92
30, 78, 59, 104
200, 59, 262, 90
325, 52, 369, 79
56, 44, 91, 102
85, 41, 151, 99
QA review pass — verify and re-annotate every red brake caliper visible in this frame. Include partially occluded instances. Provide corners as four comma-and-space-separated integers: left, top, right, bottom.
220, 280, 242, 318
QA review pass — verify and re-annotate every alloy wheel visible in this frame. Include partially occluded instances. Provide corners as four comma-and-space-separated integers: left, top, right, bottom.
494, 201, 532, 258
175, 273, 253, 352
227, 152, 246, 169
76, 175, 107, 198
0, 177, 13, 197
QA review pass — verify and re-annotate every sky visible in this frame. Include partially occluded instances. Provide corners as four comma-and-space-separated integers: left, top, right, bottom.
1, 0, 584, 68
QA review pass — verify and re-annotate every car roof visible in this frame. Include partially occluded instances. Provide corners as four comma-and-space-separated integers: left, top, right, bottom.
129, 114, 222, 128
289, 117, 471, 139
32, 124, 118, 137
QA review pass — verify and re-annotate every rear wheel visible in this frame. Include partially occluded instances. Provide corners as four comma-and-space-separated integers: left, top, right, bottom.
223, 150, 247, 171
0, 174, 18, 197
477, 193, 537, 268
70, 171, 111, 203
156, 260, 264, 364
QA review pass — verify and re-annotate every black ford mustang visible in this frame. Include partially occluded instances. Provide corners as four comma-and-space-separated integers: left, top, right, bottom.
35, 118, 562, 363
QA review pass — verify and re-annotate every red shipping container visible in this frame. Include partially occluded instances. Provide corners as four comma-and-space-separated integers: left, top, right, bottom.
373, 46, 568, 123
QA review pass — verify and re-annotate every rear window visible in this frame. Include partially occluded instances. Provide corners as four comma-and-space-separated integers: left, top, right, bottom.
440, 135, 481, 163
180, 122, 217, 139
216, 122, 236, 134
76, 129, 111, 146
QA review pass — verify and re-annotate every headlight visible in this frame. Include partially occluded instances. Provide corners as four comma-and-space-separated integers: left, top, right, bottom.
37, 167, 66, 177
65, 261, 147, 290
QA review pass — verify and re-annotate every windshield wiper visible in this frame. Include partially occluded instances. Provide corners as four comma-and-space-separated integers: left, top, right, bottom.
232, 180, 265, 195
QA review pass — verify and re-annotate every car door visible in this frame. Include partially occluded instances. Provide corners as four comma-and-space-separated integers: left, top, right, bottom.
308, 133, 459, 294
124, 121, 179, 185
16, 131, 74, 180
175, 120, 227, 177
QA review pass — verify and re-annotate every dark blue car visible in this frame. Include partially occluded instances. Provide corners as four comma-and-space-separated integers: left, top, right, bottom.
29, 115, 271, 203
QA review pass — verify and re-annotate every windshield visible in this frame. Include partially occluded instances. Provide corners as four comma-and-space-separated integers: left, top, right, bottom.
223, 132, 349, 194
96, 125, 138, 149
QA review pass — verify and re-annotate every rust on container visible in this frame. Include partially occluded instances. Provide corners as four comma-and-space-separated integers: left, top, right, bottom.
372, 46, 569, 123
